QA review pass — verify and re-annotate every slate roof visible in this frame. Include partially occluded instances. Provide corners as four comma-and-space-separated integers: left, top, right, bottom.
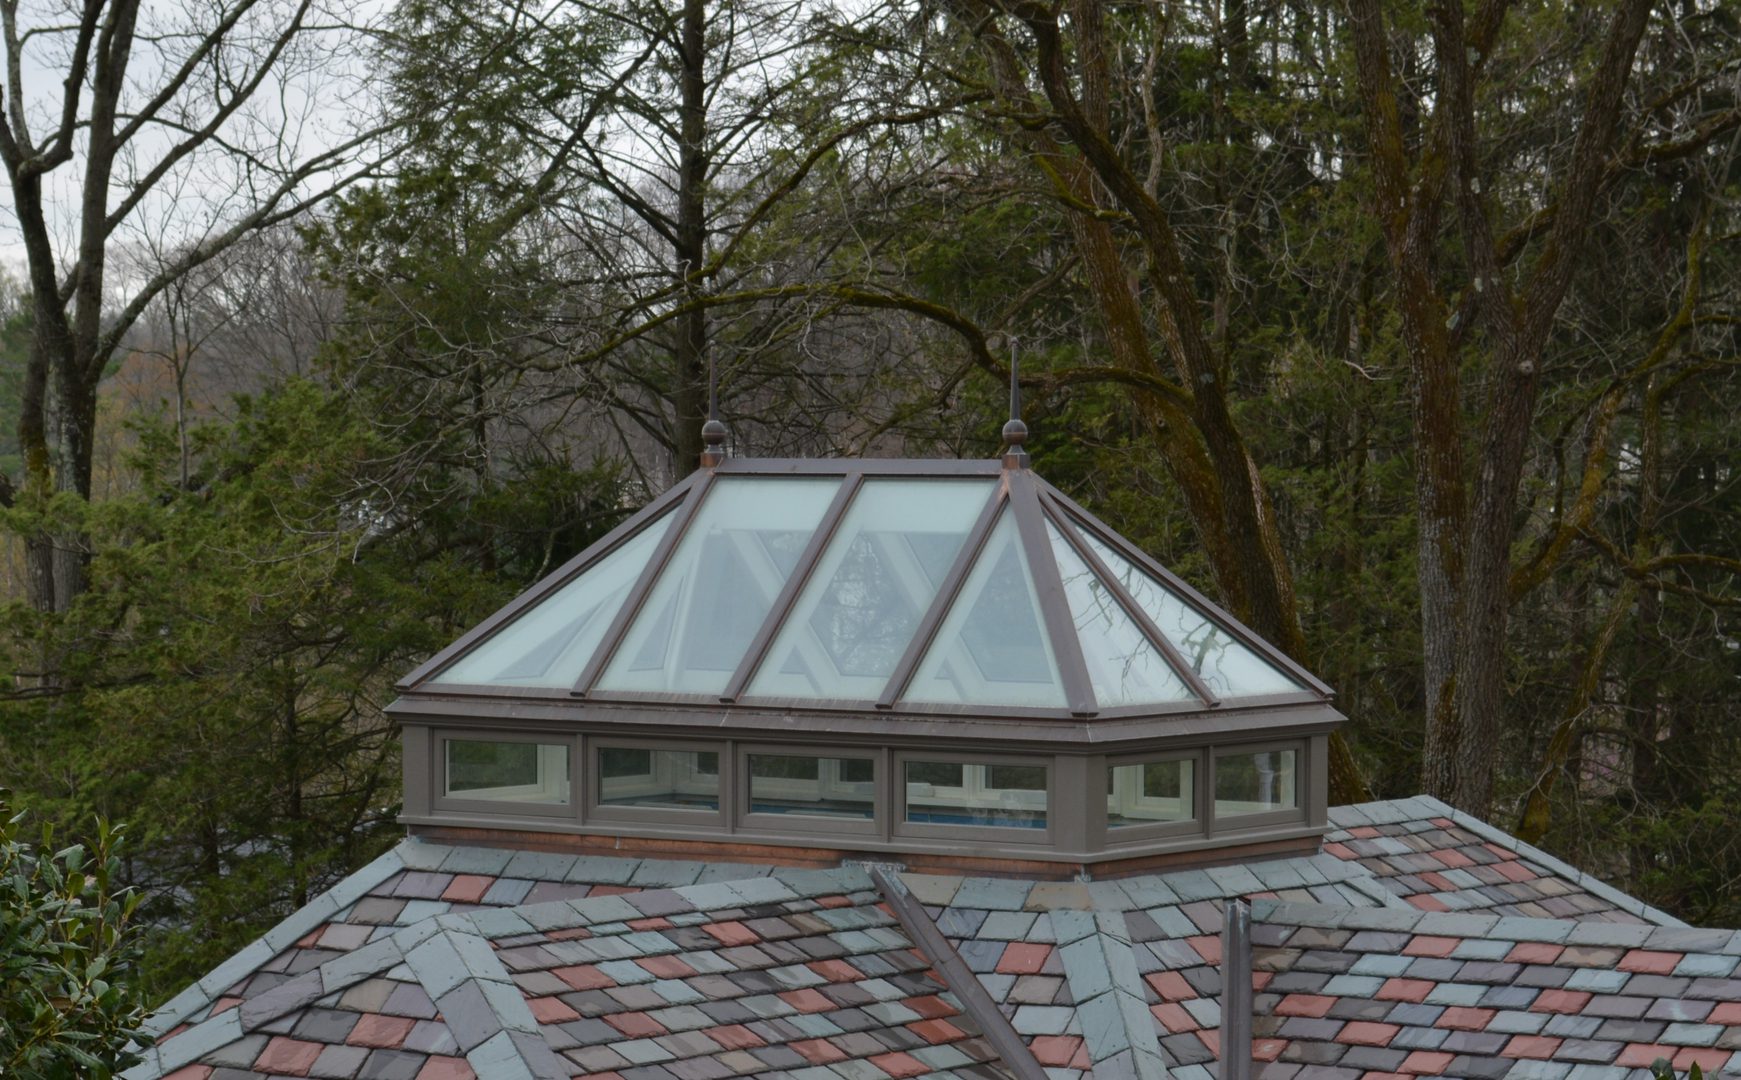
130, 798, 1736, 1080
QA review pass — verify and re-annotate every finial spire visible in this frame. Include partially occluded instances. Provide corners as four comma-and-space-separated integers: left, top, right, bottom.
700, 347, 728, 468
1002, 338, 1028, 469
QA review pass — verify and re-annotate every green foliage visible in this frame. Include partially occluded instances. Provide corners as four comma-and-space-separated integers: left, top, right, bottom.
1651, 1060, 1704, 1080
0, 792, 147, 1079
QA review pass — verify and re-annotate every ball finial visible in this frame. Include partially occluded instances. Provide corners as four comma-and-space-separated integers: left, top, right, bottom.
1002, 417, 1028, 446
701, 418, 727, 447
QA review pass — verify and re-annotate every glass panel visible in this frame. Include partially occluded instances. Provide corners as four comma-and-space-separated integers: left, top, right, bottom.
748, 754, 875, 820
445, 740, 570, 804
1214, 749, 1298, 817
1047, 523, 1193, 707
436, 512, 674, 687
747, 479, 993, 700
1107, 758, 1195, 828
598, 748, 721, 811
599, 478, 840, 695
903, 512, 1065, 708
1075, 523, 1302, 699
903, 760, 1048, 830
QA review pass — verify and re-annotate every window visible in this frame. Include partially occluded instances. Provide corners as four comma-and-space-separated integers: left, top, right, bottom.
1107, 757, 1195, 829
598, 747, 720, 810
1214, 748, 1298, 818
444, 739, 570, 804
903, 759, 1047, 830
747, 753, 875, 820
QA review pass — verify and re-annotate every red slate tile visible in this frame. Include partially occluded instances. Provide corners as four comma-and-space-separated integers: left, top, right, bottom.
1336, 1022, 1400, 1046
1150, 1002, 1199, 1033
1348, 826, 1380, 839
348, 1015, 415, 1049
1377, 979, 1434, 1003
816, 894, 853, 908
1618, 1044, 1676, 1068
1404, 936, 1459, 958
255, 1036, 324, 1076
416, 1057, 477, 1080
703, 921, 759, 947
1530, 989, 1592, 1014
554, 964, 613, 991
1484, 843, 1520, 861
1506, 942, 1564, 965
1707, 1001, 1741, 1025
627, 917, 671, 931
997, 943, 1052, 975
869, 1052, 927, 1079
707, 1025, 765, 1050
1437, 1007, 1496, 1031
441, 875, 493, 903
1431, 818, 1455, 827
779, 988, 835, 1013
1400, 1051, 1455, 1074
163, 1068, 214, 1080
809, 959, 862, 982
1196, 1029, 1220, 1056
1673, 1048, 1731, 1074
1323, 842, 1358, 861
1433, 849, 1474, 869
791, 1039, 848, 1064
1146, 971, 1196, 1001
907, 1018, 965, 1043
635, 954, 696, 979
588, 884, 639, 895
1030, 1036, 1084, 1067
604, 1013, 666, 1038
1502, 1036, 1562, 1059
1253, 1039, 1287, 1062
1407, 894, 1451, 912
547, 927, 591, 941
1188, 935, 1222, 964
1069, 1041, 1091, 1069
1619, 950, 1681, 975
1419, 872, 1456, 891
1276, 994, 1336, 1018
530, 996, 581, 1023
1253, 971, 1275, 992
294, 928, 323, 948
210, 996, 243, 1015
904, 995, 954, 1019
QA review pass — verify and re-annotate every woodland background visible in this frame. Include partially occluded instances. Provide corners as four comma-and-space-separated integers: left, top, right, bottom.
0, 0, 1737, 999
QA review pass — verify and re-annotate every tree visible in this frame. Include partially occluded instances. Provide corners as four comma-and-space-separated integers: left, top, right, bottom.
0, 792, 147, 1079
0, 0, 401, 614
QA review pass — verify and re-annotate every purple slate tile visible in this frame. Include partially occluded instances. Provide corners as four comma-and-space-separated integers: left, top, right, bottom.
391, 873, 453, 900
1558, 1039, 1625, 1063
381, 983, 437, 1019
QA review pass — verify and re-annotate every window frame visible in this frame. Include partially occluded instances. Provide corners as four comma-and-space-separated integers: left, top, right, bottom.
893, 749, 1054, 844
588, 737, 729, 827
1102, 749, 1204, 843
735, 744, 884, 836
432, 731, 578, 819
1207, 740, 1307, 835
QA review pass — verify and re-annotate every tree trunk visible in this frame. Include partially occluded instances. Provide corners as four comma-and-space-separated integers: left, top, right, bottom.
672, 0, 709, 472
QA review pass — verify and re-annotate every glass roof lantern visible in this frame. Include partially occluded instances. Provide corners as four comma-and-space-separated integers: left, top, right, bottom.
401, 457, 1333, 720
391, 422, 1346, 877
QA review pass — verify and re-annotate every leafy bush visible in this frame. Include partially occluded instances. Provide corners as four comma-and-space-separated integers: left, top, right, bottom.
0, 792, 148, 1079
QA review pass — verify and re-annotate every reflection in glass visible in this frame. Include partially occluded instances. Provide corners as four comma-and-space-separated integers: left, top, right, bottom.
1047, 523, 1192, 706
747, 754, 875, 819
445, 740, 570, 804
904, 760, 1047, 829
598, 748, 721, 810
599, 478, 839, 695
904, 512, 1065, 708
1214, 749, 1297, 817
749, 480, 993, 700
1107, 758, 1194, 828
436, 513, 674, 687
1074, 522, 1301, 699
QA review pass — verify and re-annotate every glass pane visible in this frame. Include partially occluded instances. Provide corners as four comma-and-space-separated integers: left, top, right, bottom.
1107, 759, 1195, 828
1047, 523, 1193, 707
903, 512, 1065, 708
1074, 523, 1302, 699
1214, 749, 1298, 817
747, 480, 993, 700
598, 748, 721, 811
445, 740, 570, 804
436, 512, 674, 687
903, 760, 1048, 830
748, 754, 875, 820
599, 478, 840, 695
